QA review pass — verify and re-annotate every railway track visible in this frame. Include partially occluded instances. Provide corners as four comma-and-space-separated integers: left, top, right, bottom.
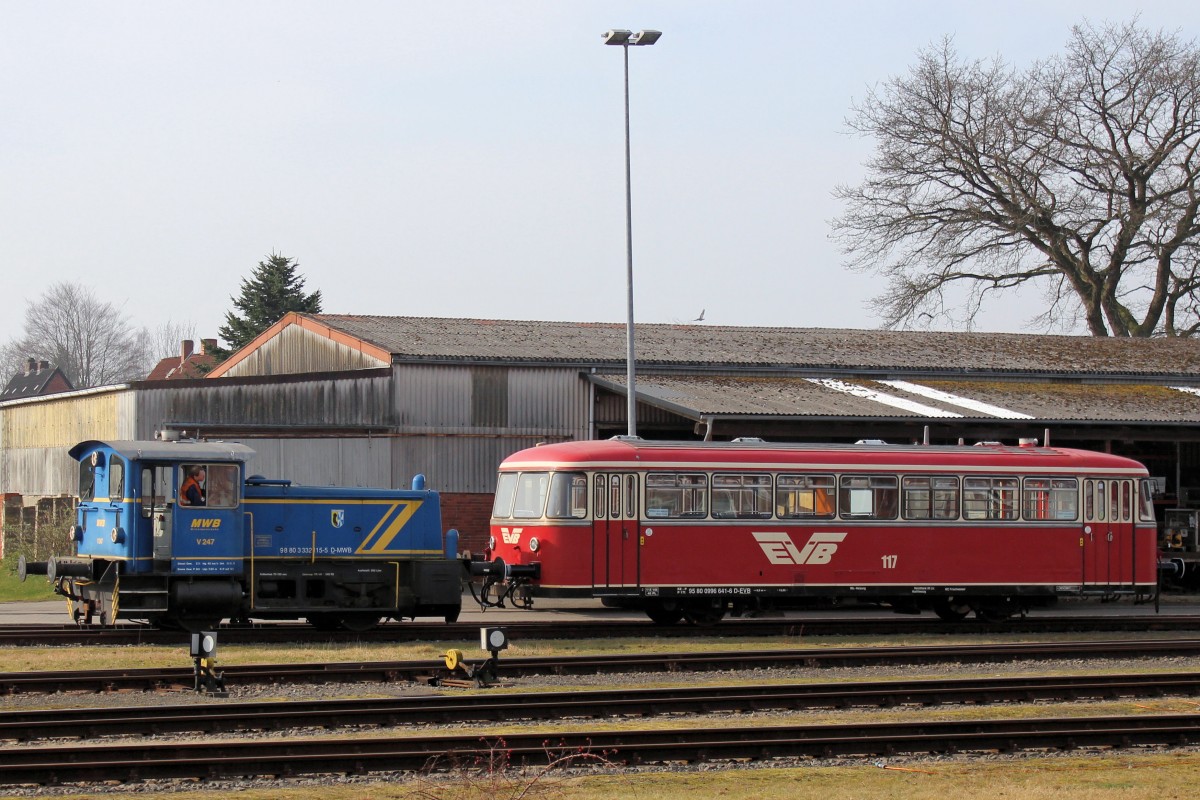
5, 671, 1200, 743
0, 611, 1194, 646
6, 638, 1200, 695
4, 712, 1199, 786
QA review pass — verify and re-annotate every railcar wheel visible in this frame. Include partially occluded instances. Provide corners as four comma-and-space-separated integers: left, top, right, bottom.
644, 602, 684, 625
974, 603, 1015, 623
156, 616, 221, 633
306, 613, 381, 632
932, 599, 971, 622
682, 602, 727, 626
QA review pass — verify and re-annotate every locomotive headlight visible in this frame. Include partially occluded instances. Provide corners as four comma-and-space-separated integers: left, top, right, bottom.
488, 535, 496, 550
528, 537, 540, 552
69, 525, 82, 543
110, 527, 125, 544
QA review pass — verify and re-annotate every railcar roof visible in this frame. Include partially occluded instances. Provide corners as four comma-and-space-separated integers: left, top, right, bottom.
68, 439, 256, 463
499, 438, 1147, 471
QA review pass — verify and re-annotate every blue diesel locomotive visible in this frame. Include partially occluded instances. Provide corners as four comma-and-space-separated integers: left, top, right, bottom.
20, 438, 464, 631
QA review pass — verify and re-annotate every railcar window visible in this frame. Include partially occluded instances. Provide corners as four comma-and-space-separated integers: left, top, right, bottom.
547, 472, 588, 519
645, 473, 708, 519
1139, 480, 1157, 521
1120, 481, 1131, 522
776, 474, 836, 519
1022, 478, 1079, 521
624, 475, 637, 520
712, 474, 772, 518
838, 475, 899, 520
512, 472, 550, 519
593, 476, 607, 519
902, 476, 959, 520
963, 477, 1019, 520
492, 473, 518, 518
1096, 480, 1107, 521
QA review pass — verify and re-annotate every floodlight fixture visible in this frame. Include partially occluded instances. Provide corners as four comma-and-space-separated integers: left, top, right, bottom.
601, 27, 662, 437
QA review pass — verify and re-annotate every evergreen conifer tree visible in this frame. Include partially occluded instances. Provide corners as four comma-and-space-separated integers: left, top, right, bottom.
214, 253, 322, 359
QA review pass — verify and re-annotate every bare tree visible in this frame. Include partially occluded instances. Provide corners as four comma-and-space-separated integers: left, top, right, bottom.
12, 282, 144, 388
131, 318, 198, 377
832, 20, 1200, 336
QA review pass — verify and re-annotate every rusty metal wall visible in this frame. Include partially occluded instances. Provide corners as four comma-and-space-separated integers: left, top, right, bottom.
236, 437, 393, 488
1, 363, 593, 500
0, 389, 130, 497
133, 373, 395, 437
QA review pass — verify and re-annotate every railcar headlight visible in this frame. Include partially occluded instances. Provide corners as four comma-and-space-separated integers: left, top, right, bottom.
488, 535, 496, 550
528, 537, 540, 552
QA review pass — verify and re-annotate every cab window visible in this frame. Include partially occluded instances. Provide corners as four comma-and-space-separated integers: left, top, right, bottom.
205, 464, 239, 509
79, 459, 98, 502
108, 456, 126, 502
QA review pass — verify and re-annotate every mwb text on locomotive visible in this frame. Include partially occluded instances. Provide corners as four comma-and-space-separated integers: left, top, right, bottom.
20, 437, 464, 631
472, 437, 1161, 624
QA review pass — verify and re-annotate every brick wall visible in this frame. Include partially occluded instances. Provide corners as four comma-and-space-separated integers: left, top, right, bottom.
440, 492, 493, 555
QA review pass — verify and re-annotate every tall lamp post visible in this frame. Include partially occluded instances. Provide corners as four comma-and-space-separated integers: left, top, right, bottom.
603, 28, 661, 438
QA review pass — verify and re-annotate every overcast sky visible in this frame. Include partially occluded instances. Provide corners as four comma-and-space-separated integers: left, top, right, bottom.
3, 2, 1198, 350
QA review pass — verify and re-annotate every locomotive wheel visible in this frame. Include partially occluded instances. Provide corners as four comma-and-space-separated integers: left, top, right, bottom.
932, 599, 971, 622
682, 602, 727, 626
644, 602, 684, 626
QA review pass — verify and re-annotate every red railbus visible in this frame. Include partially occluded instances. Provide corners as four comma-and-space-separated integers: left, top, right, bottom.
477, 437, 1159, 624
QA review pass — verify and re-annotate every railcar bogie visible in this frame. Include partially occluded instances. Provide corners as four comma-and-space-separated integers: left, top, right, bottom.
20, 438, 464, 630
473, 437, 1161, 624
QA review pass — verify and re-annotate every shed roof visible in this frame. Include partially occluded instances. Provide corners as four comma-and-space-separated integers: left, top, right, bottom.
305, 314, 1200, 378
591, 374, 1200, 425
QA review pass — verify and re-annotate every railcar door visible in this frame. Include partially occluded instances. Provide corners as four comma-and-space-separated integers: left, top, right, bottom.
1083, 478, 1129, 589
1110, 479, 1135, 587
592, 473, 640, 589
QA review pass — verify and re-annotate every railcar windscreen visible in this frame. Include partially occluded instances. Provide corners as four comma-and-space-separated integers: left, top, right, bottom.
492, 472, 518, 518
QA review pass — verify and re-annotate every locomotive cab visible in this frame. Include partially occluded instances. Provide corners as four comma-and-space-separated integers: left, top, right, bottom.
49, 440, 255, 627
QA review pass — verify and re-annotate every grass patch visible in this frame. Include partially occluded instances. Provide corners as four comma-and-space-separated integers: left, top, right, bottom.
5, 753, 1199, 800
0, 556, 56, 603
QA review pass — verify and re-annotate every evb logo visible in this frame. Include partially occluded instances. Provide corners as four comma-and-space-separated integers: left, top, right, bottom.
753, 531, 847, 565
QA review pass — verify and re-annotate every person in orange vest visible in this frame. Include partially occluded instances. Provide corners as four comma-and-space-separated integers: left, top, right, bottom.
180, 466, 206, 506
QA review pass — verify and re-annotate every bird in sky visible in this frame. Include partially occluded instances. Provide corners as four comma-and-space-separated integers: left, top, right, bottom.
693, 309, 706, 322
